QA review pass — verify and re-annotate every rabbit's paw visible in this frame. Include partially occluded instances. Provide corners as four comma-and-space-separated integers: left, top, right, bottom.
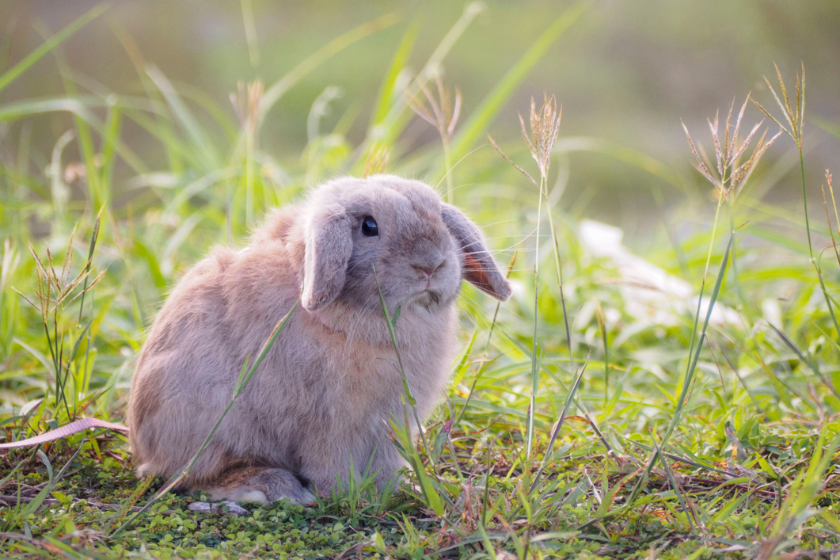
188, 500, 249, 516
205, 466, 317, 505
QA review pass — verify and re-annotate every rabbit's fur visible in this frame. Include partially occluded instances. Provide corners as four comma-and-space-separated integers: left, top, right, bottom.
128, 175, 510, 504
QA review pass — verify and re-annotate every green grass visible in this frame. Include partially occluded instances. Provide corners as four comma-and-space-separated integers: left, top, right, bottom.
3, 4, 840, 559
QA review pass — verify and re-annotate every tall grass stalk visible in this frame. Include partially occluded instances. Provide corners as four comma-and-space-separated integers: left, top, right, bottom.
754, 64, 840, 339
408, 75, 461, 204
490, 95, 565, 462
493, 99, 611, 461
624, 96, 779, 508
680, 96, 778, 378
13, 220, 104, 421
526, 180, 543, 462
541, 168, 612, 454
522, 96, 562, 461
624, 246, 736, 503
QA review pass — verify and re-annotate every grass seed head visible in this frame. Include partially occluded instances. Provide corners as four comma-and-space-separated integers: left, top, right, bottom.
683, 95, 780, 200
408, 74, 462, 144
230, 79, 264, 131
519, 93, 561, 182
752, 62, 805, 146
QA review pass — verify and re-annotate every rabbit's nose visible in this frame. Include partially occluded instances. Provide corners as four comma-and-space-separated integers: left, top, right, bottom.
412, 259, 445, 278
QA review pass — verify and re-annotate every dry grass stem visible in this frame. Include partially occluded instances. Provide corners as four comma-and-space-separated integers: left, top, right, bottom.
487, 135, 538, 187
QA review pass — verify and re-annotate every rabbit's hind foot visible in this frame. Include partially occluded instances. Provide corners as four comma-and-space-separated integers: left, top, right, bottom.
203, 466, 317, 506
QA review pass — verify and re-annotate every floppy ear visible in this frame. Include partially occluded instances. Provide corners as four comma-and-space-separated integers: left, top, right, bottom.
441, 204, 512, 301
301, 204, 353, 311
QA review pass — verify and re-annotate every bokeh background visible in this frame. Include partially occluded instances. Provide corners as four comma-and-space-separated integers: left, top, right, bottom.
3, 0, 840, 247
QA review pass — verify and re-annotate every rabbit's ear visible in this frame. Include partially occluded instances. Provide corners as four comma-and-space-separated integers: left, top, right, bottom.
441, 204, 512, 301
302, 205, 353, 311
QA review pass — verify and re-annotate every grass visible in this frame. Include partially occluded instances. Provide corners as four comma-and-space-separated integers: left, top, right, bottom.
2, 3, 840, 559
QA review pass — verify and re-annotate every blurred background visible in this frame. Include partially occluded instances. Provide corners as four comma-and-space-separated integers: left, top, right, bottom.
2, 0, 840, 246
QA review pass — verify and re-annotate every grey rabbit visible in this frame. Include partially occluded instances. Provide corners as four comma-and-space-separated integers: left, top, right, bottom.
128, 175, 511, 504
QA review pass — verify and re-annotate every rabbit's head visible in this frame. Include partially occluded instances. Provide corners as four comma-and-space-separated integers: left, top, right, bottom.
298, 175, 511, 314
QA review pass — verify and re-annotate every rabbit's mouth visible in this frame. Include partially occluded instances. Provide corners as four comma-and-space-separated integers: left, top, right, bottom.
411, 288, 444, 309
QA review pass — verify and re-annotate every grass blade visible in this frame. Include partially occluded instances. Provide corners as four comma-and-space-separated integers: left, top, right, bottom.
626, 233, 734, 507
369, 17, 422, 130
258, 13, 399, 127
768, 322, 840, 401
0, 5, 108, 97
529, 355, 588, 493
146, 66, 219, 171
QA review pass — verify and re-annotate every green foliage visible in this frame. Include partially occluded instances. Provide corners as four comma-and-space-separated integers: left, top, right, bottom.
2, 3, 840, 559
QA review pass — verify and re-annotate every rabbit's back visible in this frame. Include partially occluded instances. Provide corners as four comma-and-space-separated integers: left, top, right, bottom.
128, 214, 304, 482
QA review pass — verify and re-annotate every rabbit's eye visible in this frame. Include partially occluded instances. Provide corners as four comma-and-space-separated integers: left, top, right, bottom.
361, 216, 379, 237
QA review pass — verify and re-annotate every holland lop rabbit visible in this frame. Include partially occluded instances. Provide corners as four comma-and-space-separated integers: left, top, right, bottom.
128, 175, 511, 504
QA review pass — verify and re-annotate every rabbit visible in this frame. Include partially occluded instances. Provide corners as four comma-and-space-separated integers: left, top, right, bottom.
128, 174, 511, 505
